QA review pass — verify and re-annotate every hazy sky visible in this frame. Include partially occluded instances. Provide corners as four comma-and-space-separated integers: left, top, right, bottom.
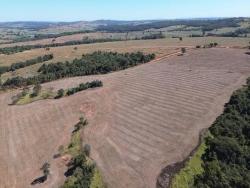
0, 0, 250, 22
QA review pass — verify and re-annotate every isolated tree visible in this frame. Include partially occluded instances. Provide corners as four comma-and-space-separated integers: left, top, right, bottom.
30, 84, 41, 97
179, 37, 183, 41
83, 144, 91, 157
21, 86, 29, 96
55, 89, 64, 99
40, 162, 50, 179
202, 29, 206, 36
74, 47, 78, 51
79, 116, 88, 127
58, 145, 64, 155
181, 47, 186, 54
74, 116, 88, 132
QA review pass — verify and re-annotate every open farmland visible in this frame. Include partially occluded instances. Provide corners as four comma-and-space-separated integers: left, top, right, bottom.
0, 48, 250, 187
0, 37, 249, 82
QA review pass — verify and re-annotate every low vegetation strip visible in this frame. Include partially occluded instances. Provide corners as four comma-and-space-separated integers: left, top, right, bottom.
60, 116, 104, 188
11, 80, 102, 105
2, 51, 155, 88
170, 139, 207, 188
0, 54, 53, 74
173, 78, 250, 188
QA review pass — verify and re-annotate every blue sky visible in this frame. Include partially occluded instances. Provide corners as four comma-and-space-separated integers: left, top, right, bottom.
0, 0, 250, 22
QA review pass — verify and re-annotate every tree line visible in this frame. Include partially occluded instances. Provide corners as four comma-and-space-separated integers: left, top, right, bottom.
193, 78, 250, 187
0, 54, 53, 75
207, 27, 250, 38
55, 80, 103, 99
2, 51, 155, 88
96, 18, 242, 32
0, 33, 164, 55
0, 38, 124, 55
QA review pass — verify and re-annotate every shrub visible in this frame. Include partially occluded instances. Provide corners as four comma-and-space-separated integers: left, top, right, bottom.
181, 48, 186, 54
83, 144, 91, 157
30, 84, 41, 98
55, 89, 64, 99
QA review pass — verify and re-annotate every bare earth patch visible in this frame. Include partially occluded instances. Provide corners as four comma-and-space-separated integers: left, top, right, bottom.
0, 48, 250, 188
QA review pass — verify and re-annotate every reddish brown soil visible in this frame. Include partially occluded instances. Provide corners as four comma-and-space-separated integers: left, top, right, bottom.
0, 48, 250, 188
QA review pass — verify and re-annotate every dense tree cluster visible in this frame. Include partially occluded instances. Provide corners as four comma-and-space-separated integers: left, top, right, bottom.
0, 54, 53, 75
194, 79, 250, 188
2, 51, 155, 88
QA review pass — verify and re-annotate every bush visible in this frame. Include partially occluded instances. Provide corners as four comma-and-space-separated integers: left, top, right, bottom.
30, 84, 41, 97
55, 89, 64, 99
83, 144, 91, 157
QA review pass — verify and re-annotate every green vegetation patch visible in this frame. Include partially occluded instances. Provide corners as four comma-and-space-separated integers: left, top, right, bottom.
90, 168, 105, 188
171, 142, 207, 188
61, 116, 104, 188
12, 85, 55, 105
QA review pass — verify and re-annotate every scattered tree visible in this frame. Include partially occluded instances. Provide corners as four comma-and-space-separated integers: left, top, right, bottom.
83, 144, 91, 157
181, 48, 186, 54
55, 89, 64, 99
40, 162, 50, 179
30, 84, 41, 97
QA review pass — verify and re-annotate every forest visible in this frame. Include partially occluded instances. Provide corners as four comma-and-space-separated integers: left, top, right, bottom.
194, 79, 250, 188
2, 51, 155, 87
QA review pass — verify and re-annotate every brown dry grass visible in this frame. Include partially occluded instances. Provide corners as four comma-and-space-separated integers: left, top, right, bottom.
0, 48, 250, 188
0, 37, 249, 81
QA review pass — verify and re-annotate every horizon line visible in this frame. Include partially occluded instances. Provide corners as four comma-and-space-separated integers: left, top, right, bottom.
0, 16, 249, 23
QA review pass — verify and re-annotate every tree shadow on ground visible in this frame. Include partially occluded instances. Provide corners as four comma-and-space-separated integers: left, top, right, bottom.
30, 175, 47, 185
